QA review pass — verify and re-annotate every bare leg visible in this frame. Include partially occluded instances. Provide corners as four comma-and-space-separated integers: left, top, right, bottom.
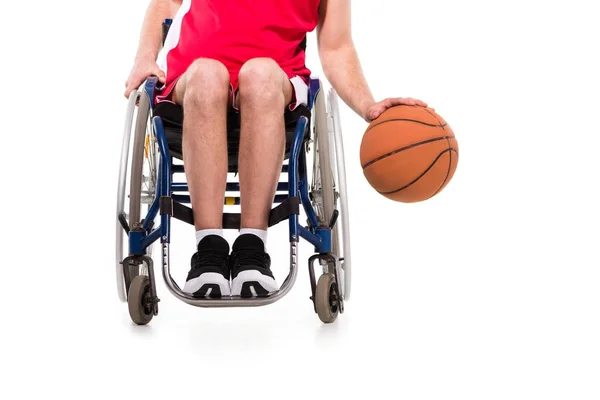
172, 58, 231, 230
236, 58, 293, 230
228, 58, 293, 297
173, 59, 233, 298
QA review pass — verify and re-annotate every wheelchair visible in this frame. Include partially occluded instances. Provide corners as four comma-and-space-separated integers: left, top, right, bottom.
115, 21, 351, 325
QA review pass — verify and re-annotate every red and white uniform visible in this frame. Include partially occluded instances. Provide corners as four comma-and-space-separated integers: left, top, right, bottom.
156, 0, 320, 109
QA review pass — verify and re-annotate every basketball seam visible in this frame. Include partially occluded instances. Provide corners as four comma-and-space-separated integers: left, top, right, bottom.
431, 139, 453, 198
423, 107, 456, 199
422, 108, 446, 129
362, 136, 453, 169
377, 148, 458, 195
366, 118, 448, 133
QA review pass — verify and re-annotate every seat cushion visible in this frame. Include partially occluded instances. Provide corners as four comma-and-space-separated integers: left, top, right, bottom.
153, 101, 312, 172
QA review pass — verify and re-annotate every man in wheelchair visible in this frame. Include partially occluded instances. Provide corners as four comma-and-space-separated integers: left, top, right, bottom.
123, 0, 426, 299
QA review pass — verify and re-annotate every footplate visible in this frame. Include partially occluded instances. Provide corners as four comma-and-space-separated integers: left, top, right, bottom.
160, 241, 299, 307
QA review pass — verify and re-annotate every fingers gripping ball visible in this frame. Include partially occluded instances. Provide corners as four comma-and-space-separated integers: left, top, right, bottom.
360, 106, 459, 203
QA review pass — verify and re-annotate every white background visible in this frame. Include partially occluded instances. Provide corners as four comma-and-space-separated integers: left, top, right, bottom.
1, 0, 599, 399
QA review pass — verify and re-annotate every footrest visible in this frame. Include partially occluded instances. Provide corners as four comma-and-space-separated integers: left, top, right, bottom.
161, 242, 300, 308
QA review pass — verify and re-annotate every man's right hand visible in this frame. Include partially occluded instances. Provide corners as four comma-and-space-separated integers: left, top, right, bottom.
124, 58, 166, 99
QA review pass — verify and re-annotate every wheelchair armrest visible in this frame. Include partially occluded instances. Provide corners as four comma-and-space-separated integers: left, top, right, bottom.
143, 76, 160, 108
308, 78, 320, 110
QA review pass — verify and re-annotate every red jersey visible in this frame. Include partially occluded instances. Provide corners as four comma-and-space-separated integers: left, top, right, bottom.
156, 0, 320, 102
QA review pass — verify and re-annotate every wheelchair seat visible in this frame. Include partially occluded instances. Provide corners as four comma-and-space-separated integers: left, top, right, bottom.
153, 101, 313, 172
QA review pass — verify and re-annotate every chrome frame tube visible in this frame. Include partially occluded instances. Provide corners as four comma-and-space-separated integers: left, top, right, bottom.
328, 89, 352, 301
115, 91, 139, 303
161, 241, 299, 307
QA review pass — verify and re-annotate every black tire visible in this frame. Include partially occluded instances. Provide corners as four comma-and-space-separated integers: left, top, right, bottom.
128, 275, 153, 325
315, 273, 339, 323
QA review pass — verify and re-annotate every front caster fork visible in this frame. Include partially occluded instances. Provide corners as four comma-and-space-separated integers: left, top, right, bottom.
308, 252, 344, 314
122, 254, 160, 316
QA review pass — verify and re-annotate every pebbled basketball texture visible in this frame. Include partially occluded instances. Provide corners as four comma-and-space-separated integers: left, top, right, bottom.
360, 105, 458, 203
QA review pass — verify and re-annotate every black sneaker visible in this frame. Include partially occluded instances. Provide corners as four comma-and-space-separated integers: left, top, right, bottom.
230, 234, 278, 297
183, 235, 231, 298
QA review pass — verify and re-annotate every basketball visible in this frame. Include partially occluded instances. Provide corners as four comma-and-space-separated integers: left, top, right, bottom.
360, 105, 458, 203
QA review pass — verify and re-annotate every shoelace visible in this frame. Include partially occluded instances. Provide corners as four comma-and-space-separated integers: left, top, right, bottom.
195, 250, 229, 267
230, 249, 270, 268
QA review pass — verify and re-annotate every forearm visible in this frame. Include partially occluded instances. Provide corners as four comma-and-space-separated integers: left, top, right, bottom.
320, 44, 376, 120
134, 0, 179, 62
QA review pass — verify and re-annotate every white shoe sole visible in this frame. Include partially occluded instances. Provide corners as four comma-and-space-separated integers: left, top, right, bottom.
183, 272, 231, 297
231, 270, 278, 297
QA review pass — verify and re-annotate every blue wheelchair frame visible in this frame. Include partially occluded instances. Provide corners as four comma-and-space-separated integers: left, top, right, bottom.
118, 18, 348, 323
127, 76, 333, 265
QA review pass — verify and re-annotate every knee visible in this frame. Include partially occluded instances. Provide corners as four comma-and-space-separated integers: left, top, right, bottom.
183, 58, 230, 107
238, 58, 284, 105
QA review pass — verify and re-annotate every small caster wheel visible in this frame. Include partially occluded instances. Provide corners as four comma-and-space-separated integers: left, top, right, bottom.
315, 273, 339, 323
123, 261, 140, 296
128, 275, 153, 325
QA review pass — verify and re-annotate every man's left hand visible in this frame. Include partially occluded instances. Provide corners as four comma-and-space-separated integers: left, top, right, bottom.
364, 97, 428, 123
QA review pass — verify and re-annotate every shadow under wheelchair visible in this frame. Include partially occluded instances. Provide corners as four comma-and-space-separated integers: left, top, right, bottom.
116, 76, 352, 325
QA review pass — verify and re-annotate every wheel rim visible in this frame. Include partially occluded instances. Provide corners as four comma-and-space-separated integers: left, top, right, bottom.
127, 92, 158, 262
117, 92, 159, 301
329, 280, 339, 314
310, 89, 337, 227
310, 139, 325, 224
140, 111, 159, 262
116, 92, 140, 302
310, 88, 351, 300
141, 283, 153, 316
328, 88, 352, 300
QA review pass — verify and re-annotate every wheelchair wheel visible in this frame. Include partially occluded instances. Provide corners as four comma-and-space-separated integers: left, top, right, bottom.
116, 89, 159, 302
311, 87, 352, 301
328, 88, 352, 300
128, 275, 154, 325
315, 273, 339, 323
128, 90, 159, 233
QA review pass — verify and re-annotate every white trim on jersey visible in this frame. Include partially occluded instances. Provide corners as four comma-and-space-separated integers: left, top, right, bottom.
156, 0, 192, 86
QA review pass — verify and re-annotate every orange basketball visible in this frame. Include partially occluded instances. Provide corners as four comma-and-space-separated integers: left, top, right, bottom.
360, 105, 458, 203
